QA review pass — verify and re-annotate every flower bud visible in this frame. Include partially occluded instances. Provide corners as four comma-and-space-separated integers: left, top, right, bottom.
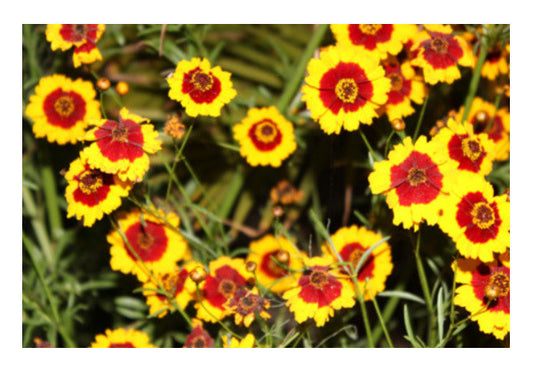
391, 118, 405, 131
116, 81, 130, 96
189, 267, 207, 284
276, 249, 290, 264
96, 77, 111, 91
246, 261, 257, 273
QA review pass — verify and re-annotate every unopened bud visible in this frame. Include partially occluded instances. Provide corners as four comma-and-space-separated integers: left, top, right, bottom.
189, 267, 207, 284
273, 205, 284, 218
116, 81, 130, 96
276, 249, 290, 264
96, 77, 111, 91
246, 261, 257, 273
391, 118, 405, 131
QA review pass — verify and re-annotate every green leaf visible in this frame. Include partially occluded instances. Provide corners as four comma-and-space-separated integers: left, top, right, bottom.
437, 287, 445, 342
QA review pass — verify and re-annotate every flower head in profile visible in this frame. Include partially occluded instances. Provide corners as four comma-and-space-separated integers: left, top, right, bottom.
246, 234, 305, 294
222, 333, 256, 348
270, 180, 304, 206
64, 152, 133, 227
167, 57, 237, 117
46, 24, 105, 68
322, 225, 392, 301
301, 46, 391, 134
438, 176, 509, 262
25, 74, 101, 145
331, 24, 418, 60
432, 118, 495, 177
455, 98, 510, 161
183, 320, 215, 348
89, 328, 156, 348
83, 107, 162, 182
142, 261, 203, 318
233, 106, 297, 167
368, 136, 454, 230
108, 208, 190, 282
227, 287, 271, 327
283, 256, 355, 327
379, 57, 426, 121
411, 24, 474, 85
194, 256, 253, 323
453, 251, 510, 340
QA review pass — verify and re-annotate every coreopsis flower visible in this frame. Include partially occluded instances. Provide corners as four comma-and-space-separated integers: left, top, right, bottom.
282, 256, 356, 327
164, 114, 187, 140
46, 24, 105, 68
89, 328, 156, 348
411, 24, 474, 85
246, 234, 305, 294
142, 261, 203, 318
167, 57, 237, 117
83, 107, 162, 182
322, 225, 393, 301
64, 152, 133, 227
379, 58, 426, 121
227, 287, 271, 327
438, 176, 509, 262
222, 333, 256, 348
453, 251, 510, 340
194, 256, 253, 323
183, 320, 215, 348
455, 98, 510, 161
108, 208, 190, 282
432, 118, 495, 177
270, 180, 304, 205
368, 136, 454, 230
301, 46, 391, 134
233, 106, 297, 167
330, 24, 418, 60
25, 74, 101, 145
480, 43, 510, 81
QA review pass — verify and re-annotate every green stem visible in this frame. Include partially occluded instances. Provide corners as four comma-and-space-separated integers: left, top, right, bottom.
413, 93, 429, 140
359, 130, 378, 162
40, 146, 63, 241
414, 230, 436, 347
22, 186, 53, 268
352, 280, 375, 348
461, 32, 490, 123
23, 234, 76, 348
276, 24, 329, 114
165, 122, 194, 205
370, 291, 394, 347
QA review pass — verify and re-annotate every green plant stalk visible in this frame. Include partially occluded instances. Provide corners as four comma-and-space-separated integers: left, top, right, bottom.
414, 230, 437, 347
22, 186, 54, 268
277, 24, 329, 114
461, 34, 490, 123
40, 146, 64, 241
413, 93, 429, 140
23, 233, 76, 348
359, 130, 378, 162
369, 289, 394, 347
487, 90, 503, 131
23, 24, 42, 80
165, 122, 194, 205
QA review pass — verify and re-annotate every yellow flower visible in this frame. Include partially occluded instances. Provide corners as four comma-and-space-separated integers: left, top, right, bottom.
283, 256, 355, 327
453, 251, 510, 340
438, 176, 509, 262
411, 25, 474, 85
89, 328, 156, 348
83, 107, 162, 182
233, 106, 297, 167
108, 208, 190, 282
167, 57, 237, 117
301, 45, 391, 134
246, 234, 305, 294
25, 74, 101, 145
227, 287, 271, 328
322, 225, 393, 301
46, 24, 105, 68
64, 152, 133, 227
368, 136, 454, 230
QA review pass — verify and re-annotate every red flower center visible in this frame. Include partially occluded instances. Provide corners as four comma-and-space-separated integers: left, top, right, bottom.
389, 151, 443, 206
248, 119, 283, 151
389, 73, 404, 91
202, 265, 247, 309
335, 78, 359, 103
456, 192, 502, 244
185, 327, 214, 348
297, 266, 342, 308
347, 24, 393, 50
124, 221, 168, 262
43, 88, 87, 129
79, 170, 104, 194
158, 269, 189, 299
448, 133, 486, 172
359, 24, 382, 35
339, 242, 375, 279
109, 342, 135, 348
59, 24, 99, 44
430, 37, 449, 53
472, 264, 510, 313
218, 279, 237, 299
182, 67, 222, 104
260, 250, 289, 278
421, 32, 464, 69
72, 167, 113, 206
95, 118, 145, 162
